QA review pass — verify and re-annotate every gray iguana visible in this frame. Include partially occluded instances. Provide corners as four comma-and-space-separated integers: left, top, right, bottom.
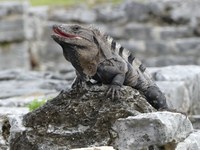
51, 24, 168, 110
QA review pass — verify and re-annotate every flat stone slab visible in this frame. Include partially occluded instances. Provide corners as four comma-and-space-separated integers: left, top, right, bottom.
156, 81, 190, 113
149, 65, 200, 114
113, 111, 193, 150
0, 107, 29, 116
189, 115, 200, 129
0, 42, 30, 70
175, 130, 200, 150
71, 146, 115, 150
0, 69, 69, 99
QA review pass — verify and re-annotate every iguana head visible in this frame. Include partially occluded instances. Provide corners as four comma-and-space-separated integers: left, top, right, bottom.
51, 24, 111, 80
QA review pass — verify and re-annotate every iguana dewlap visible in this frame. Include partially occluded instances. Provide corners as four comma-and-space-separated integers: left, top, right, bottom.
51, 24, 168, 110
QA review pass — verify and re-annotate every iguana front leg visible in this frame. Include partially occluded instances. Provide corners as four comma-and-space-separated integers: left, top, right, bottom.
71, 71, 86, 90
106, 73, 125, 100
97, 65, 126, 100
71, 75, 83, 89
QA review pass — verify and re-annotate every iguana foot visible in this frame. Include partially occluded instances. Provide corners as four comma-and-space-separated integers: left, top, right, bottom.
71, 77, 83, 89
106, 85, 121, 100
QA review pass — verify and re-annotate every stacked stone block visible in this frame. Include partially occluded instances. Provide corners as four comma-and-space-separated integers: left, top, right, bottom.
0, 2, 31, 70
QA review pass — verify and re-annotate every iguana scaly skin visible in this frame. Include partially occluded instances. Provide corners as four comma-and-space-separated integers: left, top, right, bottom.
51, 24, 168, 110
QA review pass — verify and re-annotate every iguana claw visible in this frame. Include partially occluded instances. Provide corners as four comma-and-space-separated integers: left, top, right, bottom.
106, 85, 121, 100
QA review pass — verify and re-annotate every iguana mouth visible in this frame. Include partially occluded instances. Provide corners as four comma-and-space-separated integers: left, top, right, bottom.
53, 27, 82, 39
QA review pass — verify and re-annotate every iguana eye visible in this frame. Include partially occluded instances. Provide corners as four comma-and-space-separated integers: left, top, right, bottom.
72, 25, 80, 31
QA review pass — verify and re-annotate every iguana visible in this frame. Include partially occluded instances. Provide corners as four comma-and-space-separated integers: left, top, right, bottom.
51, 24, 168, 110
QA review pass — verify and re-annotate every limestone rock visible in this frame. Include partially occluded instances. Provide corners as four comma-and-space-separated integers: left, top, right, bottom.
122, 0, 150, 22
0, 107, 29, 116
144, 55, 196, 67
149, 65, 200, 114
71, 146, 115, 150
0, 18, 27, 42
49, 6, 96, 23
189, 115, 200, 129
0, 2, 29, 42
156, 81, 190, 113
113, 112, 193, 150
0, 1, 28, 17
0, 69, 69, 99
175, 38, 200, 56
0, 42, 30, 70
96, 5, 126, 23
10, 84, 155, 150
175, 130, 200, 150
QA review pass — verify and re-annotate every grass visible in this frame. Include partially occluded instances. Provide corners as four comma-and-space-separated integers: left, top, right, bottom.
27, 98, 47, 111
0, 0, 122, 6
30, 0, 83, 6
29, 0, 122, 6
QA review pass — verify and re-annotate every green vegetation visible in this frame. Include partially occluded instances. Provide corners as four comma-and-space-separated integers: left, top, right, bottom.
27, 98, 47, 111
0, 42, 11, 48
29, 0, 122, 6
0, 0, 122, 6
30, 0, 81, 6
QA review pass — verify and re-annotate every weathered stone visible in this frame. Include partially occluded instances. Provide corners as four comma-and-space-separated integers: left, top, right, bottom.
119, 40, 146, 53
0, 42, 30, 70
145, 41, 176, 56
175, 130, 200, 150
0, 107, 29, 116
113, 112, 193, 150
71, 146, 115, 150
0, 17, 27, 42
96, 5, 126, 23
49, 6, 96, 23
37, 39, 73, 71
125, 23, 153, 40
144, 56, 196, 67
121, 0, 150, 22
0, 94, 56, 107
0, 116, 9, 150
0, 69, 69, 99
0, 1, 28, 18
170, 0, 200, 23
175, 38, 200, 56
149, 65, 200, 114
29, 22, 75, 71
10, 85, 155, 150
106, 26, 126, 40
189, 115, 200, 129
156, 81, 190, 113
152, 26, 193, 40
191, 17, 200, 36
0, 1, 30, 43
27, 6, 49, 40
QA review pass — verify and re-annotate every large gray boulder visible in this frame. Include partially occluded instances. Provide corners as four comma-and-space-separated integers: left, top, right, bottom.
113, 112, 193, 150
6, 83, 197, 150
0, 42, 30, 70
156, 81, 190, 113
0, 69, 70, 99
9, 84, 155, 150
175, 130, 200, 150
0, 2, 30, 42
149, 65, 200, 114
